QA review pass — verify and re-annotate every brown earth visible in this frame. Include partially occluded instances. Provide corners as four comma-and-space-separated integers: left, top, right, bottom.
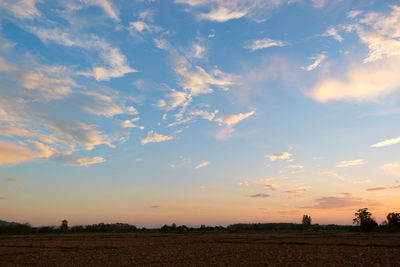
1, 231, 400, 266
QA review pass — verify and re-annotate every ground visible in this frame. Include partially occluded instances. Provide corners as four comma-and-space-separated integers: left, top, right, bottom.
1, 232, 399, 266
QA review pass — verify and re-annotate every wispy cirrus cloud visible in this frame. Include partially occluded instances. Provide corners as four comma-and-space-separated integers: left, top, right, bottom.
245, 38, 288, 51
302, 53, 326, 71
0, 0, 42, 19
140, 131, 173, 145
27, 27, 137, 81
336, 159, 364, 168
371, 136, 400, 148
302, 195, 379, 209
367, 185, 400, 192
174, 0, 284, 23
195, 161, 209, 169
215, 109, 256, 140
322, 26, 343, 42
66, 156, 106, 167
218, 110, 256, 126
83, 0, 120, 22
266, 152, 292, 161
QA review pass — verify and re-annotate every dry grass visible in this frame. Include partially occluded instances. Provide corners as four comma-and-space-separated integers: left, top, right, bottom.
1, 232, 399, 266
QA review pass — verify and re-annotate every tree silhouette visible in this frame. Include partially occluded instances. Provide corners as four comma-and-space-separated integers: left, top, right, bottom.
302, 215, 312, 229
353, 208, 378, 232
60, 219, 69, 232
387, 212, 400, 231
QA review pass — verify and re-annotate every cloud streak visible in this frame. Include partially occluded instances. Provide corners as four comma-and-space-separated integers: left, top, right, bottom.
266, 152, 292, 161
336, 159, 364, 168
141, 131, 173, 145
248, 193, 269, 198
195, 161, 209, 169
302, 195, 379, 209
371, 136, 400, 148
245, 38, 288, 51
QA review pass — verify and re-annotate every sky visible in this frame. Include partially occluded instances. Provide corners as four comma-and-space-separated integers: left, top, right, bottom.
0, 0, 400, 227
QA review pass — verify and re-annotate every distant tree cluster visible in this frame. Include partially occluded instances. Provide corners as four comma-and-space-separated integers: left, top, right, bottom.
1, 209, 400, 234
302, 215, 312, 229
160, 223, 225, 232
0, 220, 138, 235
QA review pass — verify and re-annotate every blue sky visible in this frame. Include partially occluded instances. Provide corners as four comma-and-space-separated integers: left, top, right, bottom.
1, 0, 400, 227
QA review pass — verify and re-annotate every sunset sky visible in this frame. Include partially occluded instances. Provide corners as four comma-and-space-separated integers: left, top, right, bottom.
1, 0, 400, 227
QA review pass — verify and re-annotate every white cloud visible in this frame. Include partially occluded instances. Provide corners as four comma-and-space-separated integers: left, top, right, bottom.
195, 161, 209, 169
323, 26, 343, 42
287, 165, 304, 169
141, 130, 173, 145
188, 109, 219, 121
219, 110, 256, 126
66, 156, 106, 167
0, 60, 77, 101
245, 38, 288, 51
192, 44, 206, 59
382, 161, 400, 177
28, 27, 137, 81
120, 118, 144, 129
80, 92, 137, 118
175, 60, 233, 96
371, 136, 400, 148
128, 20, 160, 39
348, 10, 362, 19
0, 57, 122, 153
320, 171, 345, 181
302, 53, 326, 71
0, 0, 42, 19
266, 152, 292, 161
311, 0, 326, 8
174, 0, 284, 23
199, 6, 247, 22
215, 125, 234, 140
130, 21, 151, 33
214, 110, 255, 140
157, 90, 190, 111
336, 159, 364, 168
83, 0, 119, 22
264, 183, 279, 190
0, 140, 54, 166
310, 55, 400, 102
382, 162, 400, 170
356, 5, 400, 63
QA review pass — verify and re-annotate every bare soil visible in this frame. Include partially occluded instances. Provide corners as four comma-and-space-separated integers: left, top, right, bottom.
1, 232, 399, 266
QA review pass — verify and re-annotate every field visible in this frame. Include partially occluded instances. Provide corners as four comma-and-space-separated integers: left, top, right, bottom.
1, 232, 400, 266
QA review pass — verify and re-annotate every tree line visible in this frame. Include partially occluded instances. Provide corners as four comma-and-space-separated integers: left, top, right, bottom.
1, 208, 399, 234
